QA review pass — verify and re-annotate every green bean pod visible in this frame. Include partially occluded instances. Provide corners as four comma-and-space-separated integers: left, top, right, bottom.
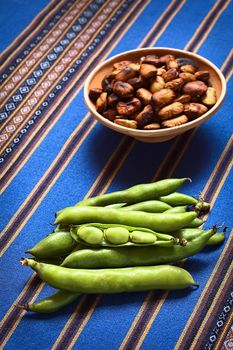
26, 231, 76, 259
120, 200, 172, 213
186, 217, 204, 228
206, 232, 225, 246
70, 223, 179, 248
159, 192, 198, 206
75, 178, 191, 207
174, 228, 225, 246
16, 290, 80, 313
165, 206, 188, 213
55, 206, 197, 233
106, 203, 127, 209
21, 260, 198, 293
61, 227, 216, 269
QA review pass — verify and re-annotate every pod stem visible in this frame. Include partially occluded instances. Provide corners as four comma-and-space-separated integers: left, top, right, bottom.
14, 304, 29, 311
21, 258, 28, 266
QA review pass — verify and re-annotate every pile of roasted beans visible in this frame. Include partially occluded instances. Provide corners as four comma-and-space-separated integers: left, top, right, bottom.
89, 54, 217, 129
20, 178, 225, 313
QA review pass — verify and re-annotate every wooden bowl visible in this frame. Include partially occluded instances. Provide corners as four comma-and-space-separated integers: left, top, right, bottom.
84, 48, 226, 143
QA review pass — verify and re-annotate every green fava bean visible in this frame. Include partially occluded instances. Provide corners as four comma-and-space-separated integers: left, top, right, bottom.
122, 200, 171, 213
71, 223, 176, 248
106, 203, 126, 208
187, 217, 204, 228
22, 259, 198, 293
104, 227, 130, 244
130, 231, 157, 244
76, 178, 191, 207
16, 290, 80, 313
55, 206, 197, 233
159, 192, 198, 206
77, 226, 103, 245
26, 231, 75, 259
165, 206, 187, 213
61, 227, 216, 268
206, 232, 225, 246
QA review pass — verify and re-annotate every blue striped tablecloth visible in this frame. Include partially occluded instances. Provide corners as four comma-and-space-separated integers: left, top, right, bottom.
0, 1, 232, 349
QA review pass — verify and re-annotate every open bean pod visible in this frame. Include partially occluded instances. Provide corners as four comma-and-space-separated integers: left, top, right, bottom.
70, 223, 182, 248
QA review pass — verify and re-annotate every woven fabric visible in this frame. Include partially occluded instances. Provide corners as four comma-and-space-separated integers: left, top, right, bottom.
0, 0, 233, 349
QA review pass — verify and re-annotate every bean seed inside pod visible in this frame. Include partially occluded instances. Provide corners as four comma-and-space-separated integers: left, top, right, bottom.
78, 226, 104, 245
130, 231, 157, 244
113, 81, 134, 98
105, 227, 130, 244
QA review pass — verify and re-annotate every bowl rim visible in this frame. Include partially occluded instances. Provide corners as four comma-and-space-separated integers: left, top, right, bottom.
84, 47, 227, 136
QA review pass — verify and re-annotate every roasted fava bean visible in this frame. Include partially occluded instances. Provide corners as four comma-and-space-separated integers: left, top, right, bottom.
91, 53, 216, 130
128, 63, 141, 72
116, 98, 142, 116
159, 54, 175, 66
89, 88, 103, 102
166, 59, 179, 70
157, 67, 167, 76
107, 93, 119, 107
162, 68, 178, 82
136, 88, 152, 105
103, 109, 117, 121
140, 64, 157, 79
161, 114, 189, 128
201, 87, 217, 106
135, 104, 154, 128
194, 70, 210, 82
115, 66, 137, 81
158, 102, 184, 120
182, 80, 208, 97
143, 123, 161, 130
113, 60, 132, 70
176, 57, 197, 68
150, 76, 165, 93
165, 78, 184, 91
175, 94, 191, 103
128, 76, 148, 90
184, 103, 208, 119
179, 72, 196, 83
113, 81, 134, 98
114, 119, 138, 128
96, 92, 108, 113
180, 64, 196, 74
152, 88, 176, 107
101, 75, 114, 93
140, 54, 159, 66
